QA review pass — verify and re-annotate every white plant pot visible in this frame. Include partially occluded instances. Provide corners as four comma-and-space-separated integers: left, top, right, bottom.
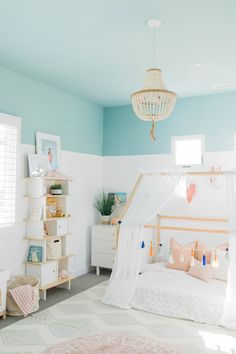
51, 189, 62, 195
101, 215, 110, 224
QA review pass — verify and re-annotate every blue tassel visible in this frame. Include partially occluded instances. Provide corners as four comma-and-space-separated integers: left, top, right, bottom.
202, 254, 207, 266
141, 240, 145, 249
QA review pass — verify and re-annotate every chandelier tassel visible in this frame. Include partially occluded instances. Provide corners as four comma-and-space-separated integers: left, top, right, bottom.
150, 120, 156, 141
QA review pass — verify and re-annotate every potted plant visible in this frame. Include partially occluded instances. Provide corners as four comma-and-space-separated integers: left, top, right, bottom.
94, 191, 115, 224
50, 183, 62, 195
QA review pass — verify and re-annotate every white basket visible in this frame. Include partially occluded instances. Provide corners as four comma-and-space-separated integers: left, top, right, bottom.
46, 238, 62, 259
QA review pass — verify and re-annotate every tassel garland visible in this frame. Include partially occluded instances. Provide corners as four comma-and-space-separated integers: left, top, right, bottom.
212, 249, 219, 268
190, 249, 195, 267
202, 253, 207, 267
141, 240, 145, 249
149, 240, 154, 257
225, 247, 229, 261
168, 249, 174, 264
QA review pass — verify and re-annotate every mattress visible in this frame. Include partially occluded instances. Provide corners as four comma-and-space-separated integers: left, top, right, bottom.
131, 262, 226, 325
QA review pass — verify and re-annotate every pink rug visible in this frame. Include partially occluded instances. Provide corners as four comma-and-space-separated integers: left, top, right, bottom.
42, 334, 181, 354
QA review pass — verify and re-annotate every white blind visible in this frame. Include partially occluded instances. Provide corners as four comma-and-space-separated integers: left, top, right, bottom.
0, 123, 18, 227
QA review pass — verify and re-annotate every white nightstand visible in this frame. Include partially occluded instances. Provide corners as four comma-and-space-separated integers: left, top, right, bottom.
91, 224, 117, 275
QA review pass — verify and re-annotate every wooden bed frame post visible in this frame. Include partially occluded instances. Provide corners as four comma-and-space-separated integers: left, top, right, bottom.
115, 173, 144, 249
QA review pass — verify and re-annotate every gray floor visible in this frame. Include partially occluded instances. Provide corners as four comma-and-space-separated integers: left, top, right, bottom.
0, 269, 110, 330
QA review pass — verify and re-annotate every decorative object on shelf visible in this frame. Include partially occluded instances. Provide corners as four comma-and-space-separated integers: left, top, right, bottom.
46, 197, 65, 218
59, 269, 68, 279
94, 191, 115, 224
28, 154, 48, 177
50, 183, 62, 195
131, 19, 177, 141
36, 132, 61, 173
43, 223, 49, 236
27, 245, 43, 263
29, 199, 43, 220
186, 182, 196, 203
108, 192, 127, 205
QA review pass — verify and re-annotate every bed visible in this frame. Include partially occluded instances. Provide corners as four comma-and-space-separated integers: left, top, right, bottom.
131, 262, 226, 325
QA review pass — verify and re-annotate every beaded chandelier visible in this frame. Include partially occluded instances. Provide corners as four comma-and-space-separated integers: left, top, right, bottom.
131, 20, 177, 141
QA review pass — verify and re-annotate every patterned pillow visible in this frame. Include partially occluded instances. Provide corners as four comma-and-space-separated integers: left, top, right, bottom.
167, 238, 197, 271
189, 259, 212, 282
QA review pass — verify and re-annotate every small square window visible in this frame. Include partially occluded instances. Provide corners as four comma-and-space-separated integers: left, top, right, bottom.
172, 135, 204, 166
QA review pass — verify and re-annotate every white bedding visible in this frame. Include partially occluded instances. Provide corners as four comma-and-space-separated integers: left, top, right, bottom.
131, 262, 226, 325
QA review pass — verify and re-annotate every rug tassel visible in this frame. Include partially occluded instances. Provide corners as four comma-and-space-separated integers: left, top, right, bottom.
150, 120, 156, 141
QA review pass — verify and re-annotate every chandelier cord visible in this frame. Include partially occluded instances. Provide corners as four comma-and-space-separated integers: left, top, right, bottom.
152, 28, 157, 68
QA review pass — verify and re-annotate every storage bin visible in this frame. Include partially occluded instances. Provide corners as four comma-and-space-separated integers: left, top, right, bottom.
0, 270, 10, 317
45, 218, 67, 236
25, 261, 58, 287
46, 238, 62, 259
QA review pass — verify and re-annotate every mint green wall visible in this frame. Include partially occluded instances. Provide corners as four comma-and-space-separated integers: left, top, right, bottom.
0, 67, 103, 155
103, 92, 236, 156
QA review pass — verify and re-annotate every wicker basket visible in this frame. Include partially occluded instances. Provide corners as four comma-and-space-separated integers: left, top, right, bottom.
7, 275, 40, 316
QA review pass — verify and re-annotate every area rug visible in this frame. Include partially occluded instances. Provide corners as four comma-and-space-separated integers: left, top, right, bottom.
0, 281, 235, 354
42, 334, 181, 354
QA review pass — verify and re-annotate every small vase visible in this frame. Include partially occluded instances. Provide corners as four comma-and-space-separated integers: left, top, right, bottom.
101, 215, 110, 224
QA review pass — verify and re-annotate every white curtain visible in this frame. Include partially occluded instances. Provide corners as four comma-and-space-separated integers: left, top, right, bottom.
103, 172, 181, 309
221, 173, 236, 329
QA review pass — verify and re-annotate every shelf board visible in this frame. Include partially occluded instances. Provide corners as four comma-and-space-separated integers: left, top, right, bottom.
23, 255, 74, 265
40, 275, 75, 291
24, 216, 71, 222
25, 176, 73, 181
24, 194, 73, 198
23, 233, 74, 241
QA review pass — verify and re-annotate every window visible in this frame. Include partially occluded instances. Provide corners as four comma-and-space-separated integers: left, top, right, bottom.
172, 135, 204, 167
0, 113, 21, 231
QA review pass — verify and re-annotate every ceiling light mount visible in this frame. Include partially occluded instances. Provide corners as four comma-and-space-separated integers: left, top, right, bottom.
147, 19, 162, 29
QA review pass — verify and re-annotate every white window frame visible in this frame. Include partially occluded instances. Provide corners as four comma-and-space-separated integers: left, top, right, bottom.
171, 134, 205, 168
233, 132, 236, 150
0, 113, 21, 236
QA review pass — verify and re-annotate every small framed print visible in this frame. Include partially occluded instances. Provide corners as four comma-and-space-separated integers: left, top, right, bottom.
108, 192, 127, 205
27, 245, 43, 263
28, 154, 48, 177
36, 132, 61, 173
29, 198, 43, 220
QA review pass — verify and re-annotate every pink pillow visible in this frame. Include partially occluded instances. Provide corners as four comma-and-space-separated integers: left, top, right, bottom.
196, 241, 211, 264
189, 259, 212, 282
167, 238, 197, 271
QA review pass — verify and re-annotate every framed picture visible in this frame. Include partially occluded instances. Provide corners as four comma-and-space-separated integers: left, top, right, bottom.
108, 192, 127, 205
28, 154, 48, 177
36, 132, 61, 173
29, 198, 43, 220
27, 245, 43, 263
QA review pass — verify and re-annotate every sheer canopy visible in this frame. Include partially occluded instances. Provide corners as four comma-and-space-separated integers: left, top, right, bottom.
220, 173, 236, 329
103, 172, 181, 309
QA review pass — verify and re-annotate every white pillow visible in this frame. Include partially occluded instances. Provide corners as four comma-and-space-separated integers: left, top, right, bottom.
211, 249, 229, 281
